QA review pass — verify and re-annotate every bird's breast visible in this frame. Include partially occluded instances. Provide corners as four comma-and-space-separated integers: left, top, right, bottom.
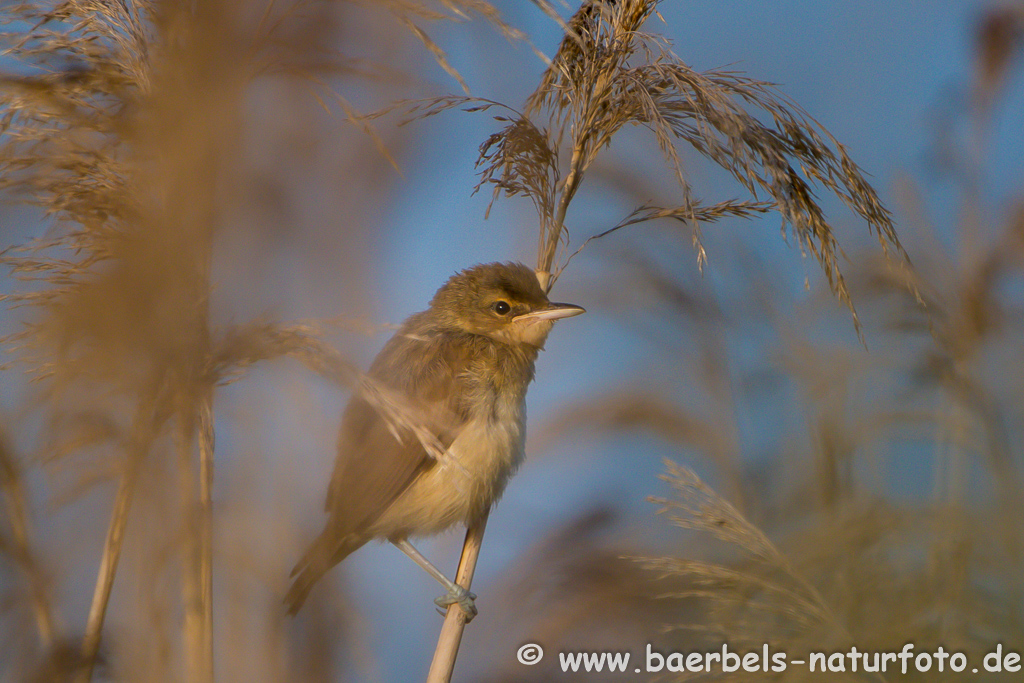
371, 390, 527, 538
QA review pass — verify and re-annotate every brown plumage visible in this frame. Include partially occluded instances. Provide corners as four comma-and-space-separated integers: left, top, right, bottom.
285, 262, 584, 615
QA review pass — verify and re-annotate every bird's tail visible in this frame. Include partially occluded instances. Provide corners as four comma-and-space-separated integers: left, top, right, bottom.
285, 530, 362, 616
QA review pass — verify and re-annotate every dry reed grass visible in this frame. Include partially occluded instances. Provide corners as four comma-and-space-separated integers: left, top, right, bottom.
395, 0, 913, 334
2, 0, 1016, 682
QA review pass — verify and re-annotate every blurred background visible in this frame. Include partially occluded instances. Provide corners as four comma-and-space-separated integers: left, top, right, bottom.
1, 0, 1024, 681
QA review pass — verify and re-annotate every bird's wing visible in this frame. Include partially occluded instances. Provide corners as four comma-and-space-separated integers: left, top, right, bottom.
323, 327, 471, 536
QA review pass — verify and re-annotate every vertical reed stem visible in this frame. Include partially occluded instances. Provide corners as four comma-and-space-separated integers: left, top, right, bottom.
198, 391, 215, 682
0, 436, 55, 648
425, 514, 489, 683
77, 459, 142, 683
78, 387, 165, 682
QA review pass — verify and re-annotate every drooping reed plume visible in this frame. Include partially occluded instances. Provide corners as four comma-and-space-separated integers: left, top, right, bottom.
404, 0, 911, 322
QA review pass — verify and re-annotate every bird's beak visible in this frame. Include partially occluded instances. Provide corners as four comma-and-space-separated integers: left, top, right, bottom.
513, 302, 586, 323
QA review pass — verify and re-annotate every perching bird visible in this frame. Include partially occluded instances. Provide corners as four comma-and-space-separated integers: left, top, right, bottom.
285, 262, 584, 617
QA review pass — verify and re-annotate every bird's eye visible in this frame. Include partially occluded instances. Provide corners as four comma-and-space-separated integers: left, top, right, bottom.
493, 301, 511, 315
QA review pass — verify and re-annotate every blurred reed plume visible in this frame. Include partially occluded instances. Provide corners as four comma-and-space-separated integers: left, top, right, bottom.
0, 0, 534, 680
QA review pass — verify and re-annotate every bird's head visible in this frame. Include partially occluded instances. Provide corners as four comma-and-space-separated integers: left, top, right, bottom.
429, 262, 585, 348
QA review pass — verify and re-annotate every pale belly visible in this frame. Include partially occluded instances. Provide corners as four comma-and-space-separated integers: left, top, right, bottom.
369, 413, 526, 538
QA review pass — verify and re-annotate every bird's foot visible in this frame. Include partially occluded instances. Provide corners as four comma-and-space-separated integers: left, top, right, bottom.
434, 585, 477, 621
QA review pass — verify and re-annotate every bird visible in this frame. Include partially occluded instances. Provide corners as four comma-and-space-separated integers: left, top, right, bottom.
285, 262, 585, 618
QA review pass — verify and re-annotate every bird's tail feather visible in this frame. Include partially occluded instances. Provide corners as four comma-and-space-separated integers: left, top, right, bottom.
285, 531, 362, 615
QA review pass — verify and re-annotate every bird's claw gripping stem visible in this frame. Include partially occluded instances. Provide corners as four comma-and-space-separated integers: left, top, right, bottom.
393, 538, 479, 620
434, 585, 477, 621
